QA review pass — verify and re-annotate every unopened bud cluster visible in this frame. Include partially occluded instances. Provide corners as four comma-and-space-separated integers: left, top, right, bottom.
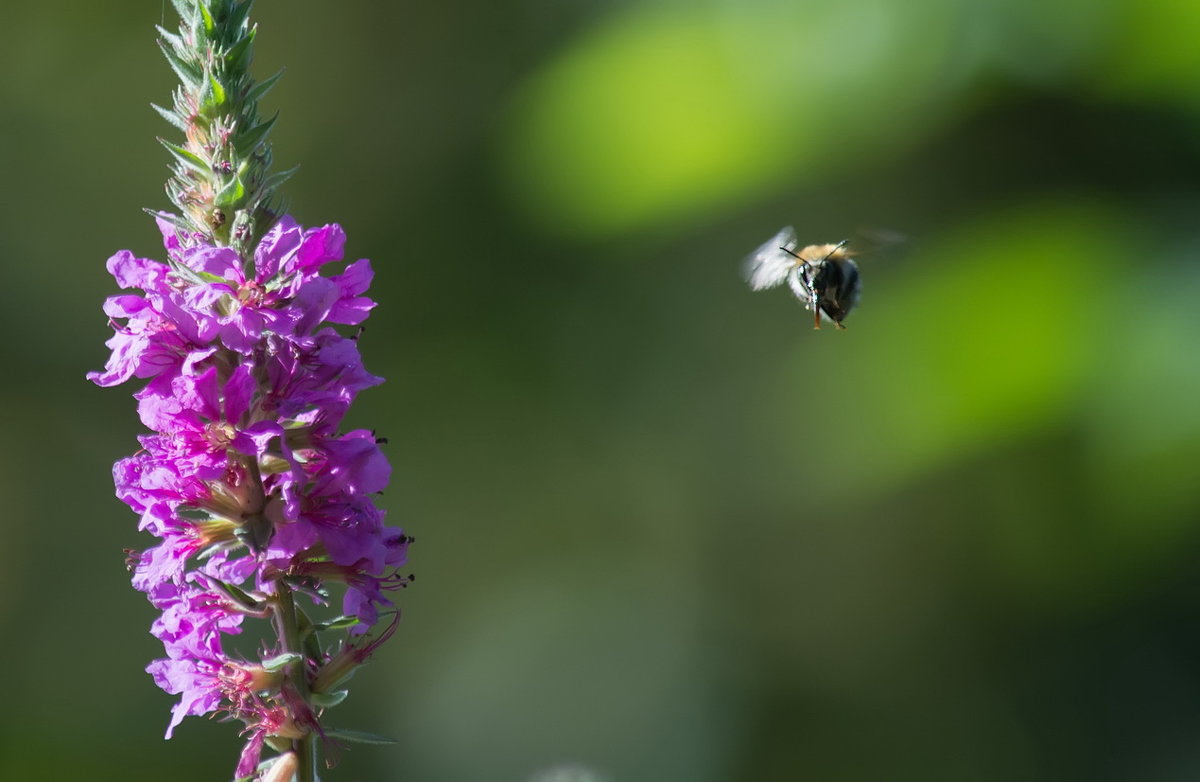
156, 0, 292, 259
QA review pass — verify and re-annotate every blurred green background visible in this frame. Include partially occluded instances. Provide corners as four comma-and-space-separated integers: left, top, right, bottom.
4, 0, 1200, 779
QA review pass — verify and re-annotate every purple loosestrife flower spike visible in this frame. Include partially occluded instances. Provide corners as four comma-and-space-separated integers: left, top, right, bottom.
89, 2, 411, 779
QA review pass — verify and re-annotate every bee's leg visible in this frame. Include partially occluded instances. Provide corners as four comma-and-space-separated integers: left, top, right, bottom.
812, 295, 822, 330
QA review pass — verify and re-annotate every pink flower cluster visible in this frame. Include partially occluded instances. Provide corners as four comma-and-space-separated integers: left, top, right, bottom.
90, 215, 409, 776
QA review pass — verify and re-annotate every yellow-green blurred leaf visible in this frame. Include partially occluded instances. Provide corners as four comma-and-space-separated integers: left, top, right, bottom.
767, 199, 1132, 501
500, 0, 963, 237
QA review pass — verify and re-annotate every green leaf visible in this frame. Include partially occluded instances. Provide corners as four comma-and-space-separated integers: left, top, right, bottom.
150, 102, 188, 132
164, 181, 188, 210
224, 25, 257, 71
203, 70, 228, 112
258, 453, 291, 475
264, 736, 291, 755
244, 68, 284, 105
323, 728, 397, 746
208, 576, 263, 611
159, 41, 201, 88
313, 663, 358, 694
227, 0, 255, 33
155, 25, 184, 52
198, 3, 216, 37
194, 270, 229, 284
158, 138, 210, 175
311, 615, 362, 632
194, 538, 242, 562
214, 175, 246, 208
260, 164, 299, 193
310, 690, 349, 708
261, 652, 303, 672
234, 112, 276, 156
146, 209, 191, 238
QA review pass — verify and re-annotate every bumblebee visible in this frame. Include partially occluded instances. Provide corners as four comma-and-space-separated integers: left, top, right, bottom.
744, 226, 860, 330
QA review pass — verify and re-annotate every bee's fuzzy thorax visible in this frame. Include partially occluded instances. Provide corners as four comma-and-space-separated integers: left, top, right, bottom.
796, 243, 853, 262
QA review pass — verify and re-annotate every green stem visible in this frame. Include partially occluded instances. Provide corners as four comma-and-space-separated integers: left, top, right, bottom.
274, 580, 318, 782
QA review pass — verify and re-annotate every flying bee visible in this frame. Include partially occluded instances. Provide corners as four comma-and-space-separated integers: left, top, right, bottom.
744, 226, 861, 330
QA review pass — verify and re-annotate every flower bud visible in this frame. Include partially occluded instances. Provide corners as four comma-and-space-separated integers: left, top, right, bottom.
260, 752, 298, 782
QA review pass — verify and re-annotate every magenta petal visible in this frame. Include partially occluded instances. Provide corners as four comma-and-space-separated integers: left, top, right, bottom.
135, 387, 185, 432
163, 287, 222, 344
325, 259, 376, 325
267, 519, 320, 565
235, 730, 267, 779
327, 295, 376, 326
87, 335, 141, 386
146, 657, 223, 738
108, 250, 168, 290
223, 364, 257, 424
176, 366, 222, 419
181, 347, 219, 375
101, 294, 151, 319
292, 277, 338, 334
333, 258, 373, 296
132, 540, 192, 591
320, 431, 390, 495
233, 420, 282, 455
295, 223, 345, 270
156, 214, 182, 254
184, 245, 242, 278
95, 213, 404, 743
343, 585, 381, 633
255, 214, 301, 279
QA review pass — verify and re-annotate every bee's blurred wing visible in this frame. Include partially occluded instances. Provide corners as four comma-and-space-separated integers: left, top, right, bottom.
744, 226, 799, 290
786, 268, 812, 305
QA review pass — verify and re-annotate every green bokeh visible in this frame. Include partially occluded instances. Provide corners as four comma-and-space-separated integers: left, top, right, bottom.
4, 0, 1200, 780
